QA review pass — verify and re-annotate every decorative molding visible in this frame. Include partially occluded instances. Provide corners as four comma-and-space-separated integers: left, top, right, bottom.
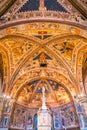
0, 11, 87, 30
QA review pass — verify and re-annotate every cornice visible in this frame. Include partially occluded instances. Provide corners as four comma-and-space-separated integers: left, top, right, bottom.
0, 11, 87, 30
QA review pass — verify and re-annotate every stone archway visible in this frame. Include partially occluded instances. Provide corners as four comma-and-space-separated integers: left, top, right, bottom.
9, 77, 80, 130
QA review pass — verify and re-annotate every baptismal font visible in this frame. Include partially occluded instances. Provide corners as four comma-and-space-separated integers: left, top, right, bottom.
37, 87, 53, 130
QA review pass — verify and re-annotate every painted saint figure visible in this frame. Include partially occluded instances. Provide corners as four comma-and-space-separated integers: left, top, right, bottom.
39, 0, 46, 10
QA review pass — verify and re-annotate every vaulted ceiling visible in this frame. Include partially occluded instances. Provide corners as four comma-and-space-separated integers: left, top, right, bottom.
0, 0, 87, 17
0, 0, 87, 108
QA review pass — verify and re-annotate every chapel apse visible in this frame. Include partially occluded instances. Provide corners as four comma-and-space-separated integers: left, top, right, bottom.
0, 0, 87, 129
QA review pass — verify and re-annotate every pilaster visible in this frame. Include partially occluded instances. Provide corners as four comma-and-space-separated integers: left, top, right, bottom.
78, 95, 87, 130
0, 94, 11, 130
0, 95, 4, 127
79, 95, 87, 116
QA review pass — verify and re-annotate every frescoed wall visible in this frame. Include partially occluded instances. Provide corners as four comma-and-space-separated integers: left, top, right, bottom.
0, 0, 87, 130
7, 102, 80, 130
